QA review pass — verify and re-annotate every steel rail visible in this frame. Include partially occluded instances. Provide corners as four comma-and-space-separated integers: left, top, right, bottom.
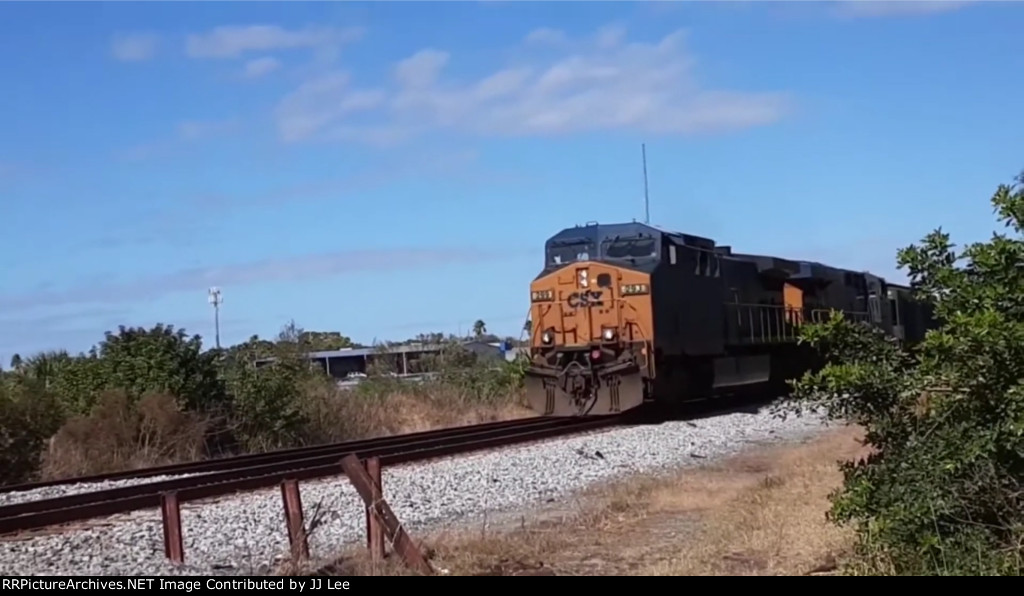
0, 416, 561, 494
0, 416, 621, 536
0, 417, 577, 520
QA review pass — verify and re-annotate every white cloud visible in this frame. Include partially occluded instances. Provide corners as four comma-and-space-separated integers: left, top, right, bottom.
0, 247, 504, 312
394, 49, 450, 88
242, 56, 282, 78
274, 72, 388, 143
175, 118, 238, 141
110, 32, 159, 62
832, 0, 976, 18
117, 118, 240, 163
273, 25, 791, 144
185, 24, 363, 59
523, 27, 567, 46
593, 24, 626, 49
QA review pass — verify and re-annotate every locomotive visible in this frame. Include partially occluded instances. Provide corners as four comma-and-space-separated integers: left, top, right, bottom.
523, 221, 935, 417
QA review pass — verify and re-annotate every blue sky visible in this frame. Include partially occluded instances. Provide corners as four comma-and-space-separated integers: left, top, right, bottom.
1, 0, 1021, 363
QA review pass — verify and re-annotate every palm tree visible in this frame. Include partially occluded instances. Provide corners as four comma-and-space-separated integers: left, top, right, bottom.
472, 319, 487, 338
14, 350, 72, 388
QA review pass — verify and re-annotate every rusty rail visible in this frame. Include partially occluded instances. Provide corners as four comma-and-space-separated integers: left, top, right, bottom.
342, 454, 434, 575
0, 416, 621, 537
364, 457, 384, 563
158, 455, 431, 573
0, 417, 560, 495
160, 492, 183, 565
0, 418, 575, 524
281, 479, 308, 563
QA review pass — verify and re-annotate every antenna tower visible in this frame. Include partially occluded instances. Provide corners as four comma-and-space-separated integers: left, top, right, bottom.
208, 287, 223, 350
642, 143, 650, 225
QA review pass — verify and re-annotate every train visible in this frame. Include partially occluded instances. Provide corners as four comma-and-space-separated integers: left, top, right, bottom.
523, 221, 937, 417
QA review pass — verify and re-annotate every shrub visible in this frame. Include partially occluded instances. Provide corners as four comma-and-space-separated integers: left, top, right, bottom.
311, 344, 532, 440
786, 170, 1024, 575
225, 356, 313, 453
40, 390, 210, 479
0, 320, 531, 484
0, 378, 66, 485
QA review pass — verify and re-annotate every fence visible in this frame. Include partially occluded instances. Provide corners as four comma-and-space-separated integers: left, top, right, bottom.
158, 454, 434, 575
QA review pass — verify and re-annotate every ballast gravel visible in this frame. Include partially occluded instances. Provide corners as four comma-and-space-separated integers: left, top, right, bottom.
0, 406, 829, 576
0, 474, 203, 508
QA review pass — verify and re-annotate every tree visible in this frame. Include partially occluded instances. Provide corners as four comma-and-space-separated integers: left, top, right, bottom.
225, 357, 310, 452
52, 324, 227, 414
9, 354, 21, 370
472, 319, 487, 338
786, 169, 1024, 575
221, 335, 277, 369
0, 377, 65, 484
15, 350, 72, 388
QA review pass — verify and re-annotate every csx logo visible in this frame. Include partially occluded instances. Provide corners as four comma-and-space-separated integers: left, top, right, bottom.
567, 290, 604, 308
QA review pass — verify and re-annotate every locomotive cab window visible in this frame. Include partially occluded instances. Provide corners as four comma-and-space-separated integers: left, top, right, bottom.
868, 291, 882, 324
546, 239, 595, 267
601, 236, 658, 261
695, 249, 711, 276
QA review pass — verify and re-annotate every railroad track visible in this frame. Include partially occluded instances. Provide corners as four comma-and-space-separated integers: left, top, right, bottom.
0, 415, 624, 537
0, 416, 568, 494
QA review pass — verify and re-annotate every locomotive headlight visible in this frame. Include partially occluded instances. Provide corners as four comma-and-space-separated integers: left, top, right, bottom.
541, 331, 554, 344
531, 289, 554, 302
602, 327, 616, 341
620, 283, 650, 296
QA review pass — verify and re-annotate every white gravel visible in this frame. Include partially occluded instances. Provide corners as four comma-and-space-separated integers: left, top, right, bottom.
0, 405, 829, 576
0, 474, 204, 508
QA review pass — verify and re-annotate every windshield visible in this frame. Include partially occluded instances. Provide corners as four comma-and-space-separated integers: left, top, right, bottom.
547, 240, 594, 266
601, 236, 658, 260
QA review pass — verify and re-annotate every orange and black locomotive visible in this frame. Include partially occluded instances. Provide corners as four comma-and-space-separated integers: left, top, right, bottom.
524, 221, 935, 417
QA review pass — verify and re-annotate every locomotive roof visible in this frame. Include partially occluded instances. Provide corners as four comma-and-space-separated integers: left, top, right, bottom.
544, 221, 884, 282
546, 221, 715, 249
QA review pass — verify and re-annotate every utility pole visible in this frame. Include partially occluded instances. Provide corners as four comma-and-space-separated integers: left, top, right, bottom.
642, 143, 650, 225
208, 287, 222, 350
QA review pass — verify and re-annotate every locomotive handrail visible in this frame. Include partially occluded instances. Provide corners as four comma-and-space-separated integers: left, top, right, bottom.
724, 302, 873, 345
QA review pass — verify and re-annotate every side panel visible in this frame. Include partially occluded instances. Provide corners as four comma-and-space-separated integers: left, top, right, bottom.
889, 286, 937, 345
652, 244, 725, 358
783, 283, 804, 325
887, 286, 906, 341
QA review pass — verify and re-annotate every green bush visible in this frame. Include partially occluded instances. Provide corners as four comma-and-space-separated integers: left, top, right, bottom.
0, 318, 529, 484
224, 351, 316, 453
785, 170, 1024, 576
0, 377, 65, 485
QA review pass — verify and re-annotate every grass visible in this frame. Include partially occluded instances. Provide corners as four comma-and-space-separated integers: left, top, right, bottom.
322, 424, 866, 576
307, 380, 534, 441
0, 329, 533, 486
35, 378, 533, 481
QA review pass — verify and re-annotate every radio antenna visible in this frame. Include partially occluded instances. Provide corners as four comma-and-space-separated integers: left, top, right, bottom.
642, 143, 650, 225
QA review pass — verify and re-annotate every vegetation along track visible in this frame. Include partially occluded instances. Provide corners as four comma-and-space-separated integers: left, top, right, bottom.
0, 415, 623, 537
0, 417, 571, 494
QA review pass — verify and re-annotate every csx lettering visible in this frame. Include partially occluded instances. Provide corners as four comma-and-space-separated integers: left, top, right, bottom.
567, 291, 603, 308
